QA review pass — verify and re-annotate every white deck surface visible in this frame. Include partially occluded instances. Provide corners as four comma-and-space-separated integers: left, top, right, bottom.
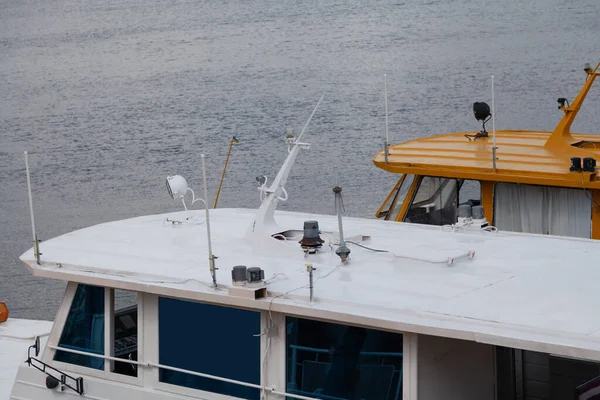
0, 319, 52, 400
19, 208, 600, 360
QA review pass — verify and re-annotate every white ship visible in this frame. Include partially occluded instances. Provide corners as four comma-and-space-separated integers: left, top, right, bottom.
4, 68, 600, 400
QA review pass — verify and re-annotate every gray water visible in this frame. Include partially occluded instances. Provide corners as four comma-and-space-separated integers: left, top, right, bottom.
1, 0, 599, 320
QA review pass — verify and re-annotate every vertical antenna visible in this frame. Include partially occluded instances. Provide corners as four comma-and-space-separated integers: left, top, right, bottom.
24, 151, 41, 264
306, 263, 315, 302
333, 186, 350, 263
492, 75, 497, 172
384, 74, 390, 164
201, 154, 218, 287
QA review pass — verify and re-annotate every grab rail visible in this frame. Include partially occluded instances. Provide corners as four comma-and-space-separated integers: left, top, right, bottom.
288, 344, 403, 400
47, 345, 323, 400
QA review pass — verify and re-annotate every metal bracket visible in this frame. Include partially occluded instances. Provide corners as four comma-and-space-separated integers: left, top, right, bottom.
26, 357, 84, 395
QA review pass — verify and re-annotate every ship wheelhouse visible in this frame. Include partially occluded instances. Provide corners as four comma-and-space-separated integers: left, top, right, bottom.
38, 280, 407, 400
10, 63, 600, 400
375, 62, 600, 240
372, 62, 600, 400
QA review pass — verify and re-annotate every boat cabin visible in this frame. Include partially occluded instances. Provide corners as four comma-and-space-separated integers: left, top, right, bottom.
11, 209, 600, 400
9, 74, 600, 400
374, 62, 600, 240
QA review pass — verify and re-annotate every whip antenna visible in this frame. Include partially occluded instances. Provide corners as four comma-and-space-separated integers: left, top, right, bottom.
24, 151, 41, 264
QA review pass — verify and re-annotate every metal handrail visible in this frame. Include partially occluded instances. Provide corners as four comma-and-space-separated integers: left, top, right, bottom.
47, 345, 324, 400
288, 344, 403, 400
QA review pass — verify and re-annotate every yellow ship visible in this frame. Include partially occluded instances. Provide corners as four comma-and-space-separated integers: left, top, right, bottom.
374, 62, 600, 239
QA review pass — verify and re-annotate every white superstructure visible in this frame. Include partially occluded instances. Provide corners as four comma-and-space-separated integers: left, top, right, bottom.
7, 116, 600, 400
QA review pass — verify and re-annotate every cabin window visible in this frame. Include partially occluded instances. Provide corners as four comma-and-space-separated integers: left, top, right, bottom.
377, 174, 415, 221
112, 289, 138, 377
55, 284, 105, 370
494, 183, 591, 238
286, 317, 403, 400
158, 297, 260, 399
404, 177, 481, 226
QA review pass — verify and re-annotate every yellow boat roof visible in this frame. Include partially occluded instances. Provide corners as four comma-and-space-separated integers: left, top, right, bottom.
373, 130, 600, 188
374, 62, 600, 189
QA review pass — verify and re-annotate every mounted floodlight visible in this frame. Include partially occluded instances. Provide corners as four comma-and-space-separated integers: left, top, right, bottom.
467, 102, 492, 140
166, 175, 189, 200
557, 97, 569, 110
584, 63, 592, 73
473, 102, 491, 121
165, 174, 206, 212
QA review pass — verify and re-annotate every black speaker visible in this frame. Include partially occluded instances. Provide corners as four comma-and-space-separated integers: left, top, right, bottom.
570, 157, 582, 172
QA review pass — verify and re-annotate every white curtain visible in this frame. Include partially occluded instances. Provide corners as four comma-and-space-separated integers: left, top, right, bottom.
494, 182, 592, 238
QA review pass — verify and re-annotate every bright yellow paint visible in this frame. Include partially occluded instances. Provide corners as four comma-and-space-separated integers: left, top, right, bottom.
374, 63, 600, 232
373, 63, 600, 190
376, 175, 404, 220
395, 176, 421, 222
592, 190, 600, 240
480, 181, 494, 223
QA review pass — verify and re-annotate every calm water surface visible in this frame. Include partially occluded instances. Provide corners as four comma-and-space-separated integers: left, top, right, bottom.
1, 0, 599, 319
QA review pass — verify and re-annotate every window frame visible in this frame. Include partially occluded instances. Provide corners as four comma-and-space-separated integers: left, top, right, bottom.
377, 174, 410, 221
283, 315, 406, 400
153, 296, 262, 400
402, 176, 482, 224
492, 181, 593, 237
44, 286, 416, 398
45, 282, 143, 386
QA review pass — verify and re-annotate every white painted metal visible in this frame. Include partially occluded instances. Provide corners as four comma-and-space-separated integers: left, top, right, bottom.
42, 281, 78, 364
403, 333, 418, 400
23, 151, 40, 264
260, 310, 286, 398
384, 74, 390, 164
417, 335, 495, 400
105, 287, 115, 373
246, 94, 323, 242
492, 75, 497, 171
141, 293, 158, 388
201, 153, 217, 287
46, 345, 146, 366
18, 207, 600, 361
10, 115, 600, 399
0, 319, 52, 400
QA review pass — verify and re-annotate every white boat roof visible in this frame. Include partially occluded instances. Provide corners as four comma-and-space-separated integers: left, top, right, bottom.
0, 319, 52, 400
19, 208, 600, 361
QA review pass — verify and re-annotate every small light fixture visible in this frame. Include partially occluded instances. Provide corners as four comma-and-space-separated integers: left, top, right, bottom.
166, 175, 189, 200
473, 102, 491, 122
557, 97, 569, 110
166, 175, 205, 211
584, 63, 592, 73
470, 102, 492, 138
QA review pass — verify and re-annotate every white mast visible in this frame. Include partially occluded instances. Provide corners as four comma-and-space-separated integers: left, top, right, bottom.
492, 75, 497, 172
246, 94, 325, 240
201, 154, 217, 287
384, 74, 390, 164
24, 151, 41, 264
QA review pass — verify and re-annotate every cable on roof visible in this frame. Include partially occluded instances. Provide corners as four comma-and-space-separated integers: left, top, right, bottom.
345, 240, 388, 253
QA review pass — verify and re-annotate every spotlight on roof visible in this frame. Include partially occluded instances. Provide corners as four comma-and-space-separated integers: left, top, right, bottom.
166, 175, 189, 200
557, 97, 569, 110
473, 102, 491, 121
467, 102, 492, 140
584, 63, 592, 73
